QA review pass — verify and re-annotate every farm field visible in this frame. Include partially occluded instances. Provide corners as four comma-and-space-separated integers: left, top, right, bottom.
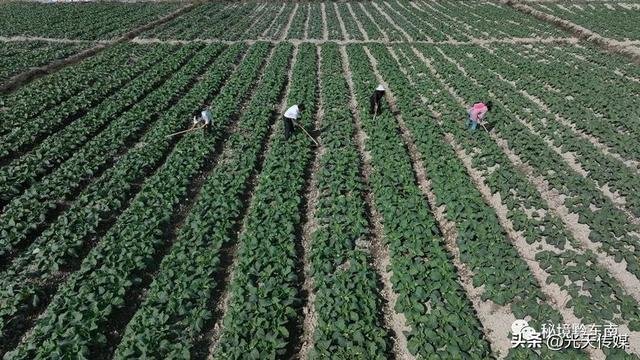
0, 1, 639, 359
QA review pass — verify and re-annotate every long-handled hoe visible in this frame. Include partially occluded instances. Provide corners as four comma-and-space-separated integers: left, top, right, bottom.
165, 124, 203, 138
295, 121, 319, 146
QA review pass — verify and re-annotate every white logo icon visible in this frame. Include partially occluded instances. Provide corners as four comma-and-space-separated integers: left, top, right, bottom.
512, 319, 529, 335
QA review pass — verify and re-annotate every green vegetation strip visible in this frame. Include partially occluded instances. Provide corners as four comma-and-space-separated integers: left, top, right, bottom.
400, 43, 638, 358
0, 44, 145, 136
3, 42, 271, 359
307, 43, 389, 358
0, 44, 208, 258
347, 44, 490, 359
0, 42, 87, 83
0, 44, 180, 202
422, 45, 640, 294
375, 43, 588, 359
0, 44, 243, 342
212, 43, 318, 359
113, 43, 292, 359
0, 44, 172, 162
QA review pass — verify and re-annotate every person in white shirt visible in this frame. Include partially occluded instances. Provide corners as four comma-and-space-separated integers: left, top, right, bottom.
283, 103, 305, 140
191, 109, 213, 134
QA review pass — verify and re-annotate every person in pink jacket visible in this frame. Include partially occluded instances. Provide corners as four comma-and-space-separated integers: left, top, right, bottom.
465, 101, 492, 130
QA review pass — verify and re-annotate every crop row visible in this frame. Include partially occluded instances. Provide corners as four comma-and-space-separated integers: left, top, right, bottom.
307, 3, 324, 40
0, 2, 180, 40
413, 1, 481, 41
2, 42, 271, 359
240, 3, 272, 40
567, 43, 640, 80
375, 1, 421, 41
140, 3, 241, 40
0, 44, 235, 347
0, 44, 174, 166
0, 43, 148, 136
492, 44, 640, 161
265, 3, 296, 40
384, 43, 591, 358
405, 44, 640, 356
530, 2, 640, 41
386, 0, 449, 42
113, 42, 292, 360
424, 45, 640, 283
407, 0, 565, 40
424, 43, 640, 328
324, 3, 343, 41
212, 43, 318, 359
513, 43, 640, 140
347, 44, 490, 358
0, 44, 180, 204
349, 3, 384, 41
286, 3, 307, 39
449, 45, 640, 219
534, 44, 640, 94
336, 3, 365, 41
0, 41, 87, 83
362, 2, 405, 41
307, 43, 388, 358
0, 43, 211, 260
126, 1, 571, 41
223, 4, 270, 41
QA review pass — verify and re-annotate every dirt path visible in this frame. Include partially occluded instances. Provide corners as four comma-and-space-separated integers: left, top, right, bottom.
320, 3, 329, 41
345, 3, 369, 41
340, 45, 411, 360
298, 44, 323, 360
0, 36, 104, 44
128, 36, 577, 46
303, 3, 311, 41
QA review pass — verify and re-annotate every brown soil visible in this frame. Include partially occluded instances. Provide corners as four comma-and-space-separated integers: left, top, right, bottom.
320, 3, 329, 41
298, 44, 322, 360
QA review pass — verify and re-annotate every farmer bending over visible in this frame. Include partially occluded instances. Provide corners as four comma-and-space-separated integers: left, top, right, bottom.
192, 109, 213, 133
283, 103, 305, 140
370, 84, 386, 115
465, 101, 492, 131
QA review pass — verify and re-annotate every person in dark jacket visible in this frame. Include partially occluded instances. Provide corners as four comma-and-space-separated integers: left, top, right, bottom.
370, 84, 385, 116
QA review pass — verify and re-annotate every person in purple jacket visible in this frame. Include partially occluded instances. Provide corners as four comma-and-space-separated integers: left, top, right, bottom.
465, 101, 493, 130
